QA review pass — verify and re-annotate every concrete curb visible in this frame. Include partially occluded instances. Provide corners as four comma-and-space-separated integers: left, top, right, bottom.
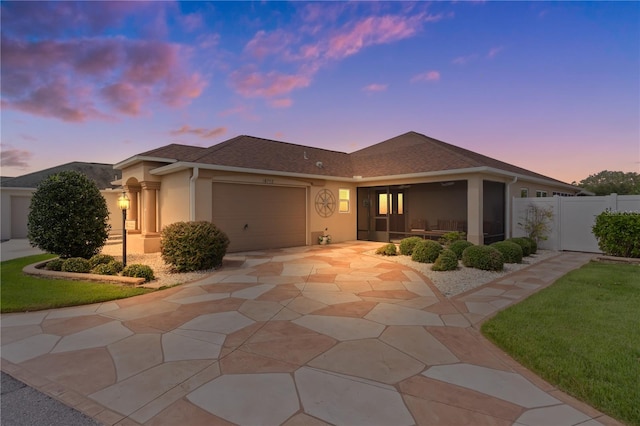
23, 260, 145, 285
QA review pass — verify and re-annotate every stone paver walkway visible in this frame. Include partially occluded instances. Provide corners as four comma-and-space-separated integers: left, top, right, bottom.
1, 242, 621, 425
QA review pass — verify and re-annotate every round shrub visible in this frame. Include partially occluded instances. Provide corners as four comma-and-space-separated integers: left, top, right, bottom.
449, 240, 474, 260
161, 221, 230, 272
399, 237, 423, 256
108, 260, 124, 273
61, 257, 92, 273
27, 170, 110, 259
490, 241, 523, 264
45, 258, 65, 271
411, 240, 443, 263
376, 243, 398, 256
122, 264, 155, 282
91, 263, 118, 275
431, 249, 459, 271
507, 237, 532, 257
89, 254, 115, 268
524, 237, 538, 254
462, 245, 504, 271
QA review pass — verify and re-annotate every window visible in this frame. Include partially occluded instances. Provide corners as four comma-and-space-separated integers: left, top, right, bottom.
378, 193, 390, 215
535, 190, 548, 197
520, 188, 529, 198
397, 193, 404, 214
553, 191, 574, 197
338, 188, 350, 213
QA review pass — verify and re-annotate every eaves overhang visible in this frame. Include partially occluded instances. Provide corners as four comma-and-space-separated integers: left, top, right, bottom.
113, 156, 178, 170
147, 162, 579, 191
149, 161, 356, 182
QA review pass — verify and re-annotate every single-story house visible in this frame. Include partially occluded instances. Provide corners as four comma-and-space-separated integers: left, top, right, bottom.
0, 162, 122, 241
115, 131, 581, 253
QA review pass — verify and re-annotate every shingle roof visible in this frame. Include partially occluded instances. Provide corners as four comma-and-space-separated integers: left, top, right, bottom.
0, 162, 121, 189
125, 131, 571, 185
351, 131, 566, 183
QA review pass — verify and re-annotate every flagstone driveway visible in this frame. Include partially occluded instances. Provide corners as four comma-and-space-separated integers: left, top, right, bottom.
1, 242, 620, 425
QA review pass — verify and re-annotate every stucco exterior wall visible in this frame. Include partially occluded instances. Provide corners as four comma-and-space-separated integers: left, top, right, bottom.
157, 169, 191, 229
309, 182, 358, 244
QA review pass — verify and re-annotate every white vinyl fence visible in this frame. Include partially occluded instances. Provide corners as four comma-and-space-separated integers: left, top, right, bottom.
512, 194, 640, 253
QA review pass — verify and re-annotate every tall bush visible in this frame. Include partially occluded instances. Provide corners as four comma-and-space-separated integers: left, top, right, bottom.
518, 204, 554, 243
161, 221, 230, 272
592, 211, 640, 258
27, 171, 110, 259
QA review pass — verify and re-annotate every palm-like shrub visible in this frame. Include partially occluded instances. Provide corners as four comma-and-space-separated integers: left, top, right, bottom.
462, 245, 504, 271
490, 241, 523, 264
399, 237, 423, 256
411, 240, 443, 263
161, 221, 230, 272
28, 171, 110, 259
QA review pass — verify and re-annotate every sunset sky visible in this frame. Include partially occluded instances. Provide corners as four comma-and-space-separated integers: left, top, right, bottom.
1, 1, 638, 184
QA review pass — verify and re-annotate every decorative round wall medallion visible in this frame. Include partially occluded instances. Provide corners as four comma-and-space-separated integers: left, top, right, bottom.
315, 189, 336, 217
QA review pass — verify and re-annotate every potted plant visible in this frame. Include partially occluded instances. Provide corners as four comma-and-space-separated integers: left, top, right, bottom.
318, 228, 332, 245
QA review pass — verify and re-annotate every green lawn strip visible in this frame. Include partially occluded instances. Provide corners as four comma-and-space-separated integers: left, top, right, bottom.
481, 262, 640, 426
1, 254, 153, 313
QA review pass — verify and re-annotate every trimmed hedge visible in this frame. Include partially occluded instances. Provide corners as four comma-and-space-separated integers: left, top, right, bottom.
592, 211, 640, 258
449, 240, 474, 260
376, 243, 398, 256
45, 258, 65, 271
399, 237, 423, 256
61, 257, 91, 273
462, 245, 504, 271
412, 240, 443, 263
122, 264, 155, 282
91, 260, 124, 276
490, 241, 523, 264
507, 237, 533, 257
161, 221, 230, 272
524, 237, 538, 254
89, 254, 115, 269
432, 249, 459, 271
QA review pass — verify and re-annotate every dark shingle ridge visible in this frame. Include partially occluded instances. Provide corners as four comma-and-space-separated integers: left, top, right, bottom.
0, 162, 121, 189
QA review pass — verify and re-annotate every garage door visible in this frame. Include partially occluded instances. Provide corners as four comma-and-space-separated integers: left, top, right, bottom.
212, 183, 306, 252
11, 196, 31, 239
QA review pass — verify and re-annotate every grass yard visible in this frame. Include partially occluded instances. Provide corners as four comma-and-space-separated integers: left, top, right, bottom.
1, 254, 153, 313
482, 261, 640, 425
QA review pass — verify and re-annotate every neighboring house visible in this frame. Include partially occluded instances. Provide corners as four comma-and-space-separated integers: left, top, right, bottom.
0, 162, 122, 241
115, 131, 581, 253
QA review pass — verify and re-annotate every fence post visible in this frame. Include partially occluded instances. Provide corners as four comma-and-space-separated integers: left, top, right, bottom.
554, 195, 562, 251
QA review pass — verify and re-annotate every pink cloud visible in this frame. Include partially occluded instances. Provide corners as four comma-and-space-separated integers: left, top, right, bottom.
362, 84, 388, 92
326, 15, 423, 60
0, 144, 33, 168
170, 125, 227, 139
411, 71, 440, 82
269, 98, 294, 108
244, 30, 294, 60
1, 36, 206, 121
230, 69, 310, 98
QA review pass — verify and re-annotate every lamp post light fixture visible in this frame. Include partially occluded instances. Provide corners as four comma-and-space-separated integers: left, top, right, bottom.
117, 191, 130, 267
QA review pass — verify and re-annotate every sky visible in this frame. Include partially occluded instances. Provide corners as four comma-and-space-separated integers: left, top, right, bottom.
1, 1, 638, 184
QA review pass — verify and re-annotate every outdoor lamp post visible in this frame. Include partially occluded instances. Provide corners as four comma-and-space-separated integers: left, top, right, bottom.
117, 191, 130, 267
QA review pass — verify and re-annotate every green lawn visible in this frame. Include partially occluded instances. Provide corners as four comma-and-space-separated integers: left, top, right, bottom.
1, 254, 153, 313
482, 261, 640, 425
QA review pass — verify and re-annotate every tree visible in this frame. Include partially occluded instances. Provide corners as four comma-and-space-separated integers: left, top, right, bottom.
28, 171, 111, 259
573, 170, 640, 196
